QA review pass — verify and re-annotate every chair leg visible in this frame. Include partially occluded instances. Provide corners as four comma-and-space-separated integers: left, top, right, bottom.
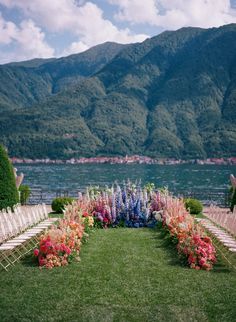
0, 249, 19, 267
0, 251, 12, 271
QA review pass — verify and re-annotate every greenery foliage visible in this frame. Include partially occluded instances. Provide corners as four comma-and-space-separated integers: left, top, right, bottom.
0, 144, 19, 210
19, 185, 31, 205
1, 26, 236, 158
144, 182, 155, 194
51, 197, 74, 213
184, 198, 203, 214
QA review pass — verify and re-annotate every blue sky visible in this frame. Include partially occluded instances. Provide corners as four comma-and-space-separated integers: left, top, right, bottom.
0, 0, 236, 64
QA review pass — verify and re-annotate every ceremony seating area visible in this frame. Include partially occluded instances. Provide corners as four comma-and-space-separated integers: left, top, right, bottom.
0, 204, 57, 271
200, 218, 236, 253
196, 206, 236, 255
203, 205, 236, 236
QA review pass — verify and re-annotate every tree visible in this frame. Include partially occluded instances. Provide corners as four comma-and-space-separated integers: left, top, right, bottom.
0, 144, 19, 210
230, 189, 236, 212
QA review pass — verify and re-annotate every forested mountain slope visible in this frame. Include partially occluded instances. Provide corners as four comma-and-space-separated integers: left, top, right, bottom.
0, 25, 236, 159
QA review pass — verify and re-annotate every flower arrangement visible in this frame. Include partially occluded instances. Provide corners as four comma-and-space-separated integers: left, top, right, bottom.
158, 194, 216, 270
33, 183, 216, 271
86, 181, 158, 228
35, 228, 72, 269
33, 201, 93, 269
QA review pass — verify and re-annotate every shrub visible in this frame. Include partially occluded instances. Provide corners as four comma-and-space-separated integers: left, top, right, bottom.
19, 185, 31, 205
0, 144, 19, 210
51, 197, 74, 213
184, 198, 203, 214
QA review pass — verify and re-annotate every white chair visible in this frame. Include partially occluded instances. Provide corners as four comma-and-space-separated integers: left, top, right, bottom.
0, 204, 58, 271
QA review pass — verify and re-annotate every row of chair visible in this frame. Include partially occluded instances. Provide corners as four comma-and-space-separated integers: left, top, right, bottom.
204, 205, 236, 237
0, 204, 49, 244
0, 204, 57, 271
199, 218, 236, 253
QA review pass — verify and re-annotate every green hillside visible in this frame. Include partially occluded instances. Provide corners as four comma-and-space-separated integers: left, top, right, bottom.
0, 25, 236, 159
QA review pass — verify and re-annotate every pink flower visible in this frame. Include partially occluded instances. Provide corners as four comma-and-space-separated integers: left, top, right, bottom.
45, 241, 53, 248
55, 244, 61, 251
65, 247, 71, 255
61, 259, 68, 266
199, 258, 206, 266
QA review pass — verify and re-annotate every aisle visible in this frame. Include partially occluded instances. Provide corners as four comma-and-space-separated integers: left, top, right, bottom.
0, 228, 236, 322
75, 228, 236, 322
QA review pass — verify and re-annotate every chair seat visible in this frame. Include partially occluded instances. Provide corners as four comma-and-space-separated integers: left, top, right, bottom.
13, 235, 32, 240
6, 239, 29, 243
0, 245, 16, 250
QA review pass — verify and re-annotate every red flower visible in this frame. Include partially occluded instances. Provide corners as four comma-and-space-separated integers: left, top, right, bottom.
40, 245, 47, 254
203, 236, 211, 243
33, 249, 39, 257
38, 255, 46, 266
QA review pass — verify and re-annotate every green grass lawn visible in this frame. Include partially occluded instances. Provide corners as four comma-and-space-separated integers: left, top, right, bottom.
1, 228, 236, 322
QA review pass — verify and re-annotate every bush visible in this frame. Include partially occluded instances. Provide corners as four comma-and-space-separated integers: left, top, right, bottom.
0, 144, 19, 210
51, 197, 74, 213
19, 185, 31, 205
184, 198, 203, 214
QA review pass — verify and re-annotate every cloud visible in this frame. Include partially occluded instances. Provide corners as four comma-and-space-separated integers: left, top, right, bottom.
61, 41, 89, 57
109, 0, 236, 29
0, 0, 148, 51
16, 20, 55, 59
109, 0, 160, 25
0, 15, 54, 63
1, 0, 234, 63
0, 13, 17, 44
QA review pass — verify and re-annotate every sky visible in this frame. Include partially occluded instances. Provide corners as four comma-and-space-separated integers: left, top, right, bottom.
0, 0, 236, 64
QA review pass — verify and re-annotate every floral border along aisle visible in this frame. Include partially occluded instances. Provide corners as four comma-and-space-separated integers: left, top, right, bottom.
33, 201, 94, 269
33, 182, 216, 270
156, 193, 216, 270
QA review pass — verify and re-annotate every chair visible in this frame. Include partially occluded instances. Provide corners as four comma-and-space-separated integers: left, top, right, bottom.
0, 204, 58, 271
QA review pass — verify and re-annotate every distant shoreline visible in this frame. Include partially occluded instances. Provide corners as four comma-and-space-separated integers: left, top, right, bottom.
11, 156, 236, 165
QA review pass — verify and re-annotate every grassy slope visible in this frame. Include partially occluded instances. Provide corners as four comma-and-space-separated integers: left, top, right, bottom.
0, 228, 236, 322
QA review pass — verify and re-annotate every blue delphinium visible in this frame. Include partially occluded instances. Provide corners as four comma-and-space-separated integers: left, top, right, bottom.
104, 180, 157, 228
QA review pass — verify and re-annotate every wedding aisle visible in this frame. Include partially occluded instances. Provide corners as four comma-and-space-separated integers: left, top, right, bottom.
0, 228, 236, 321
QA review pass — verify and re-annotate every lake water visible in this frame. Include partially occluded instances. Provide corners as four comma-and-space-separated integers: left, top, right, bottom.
15, 163, 236, 205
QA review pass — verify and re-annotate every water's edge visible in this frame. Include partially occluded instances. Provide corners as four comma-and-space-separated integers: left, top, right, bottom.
16, 163, 236, 205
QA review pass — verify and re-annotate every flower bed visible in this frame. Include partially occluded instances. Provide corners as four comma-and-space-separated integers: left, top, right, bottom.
84, 182, 157, 228
33, 202, 93, 269
157, 194, 216, 270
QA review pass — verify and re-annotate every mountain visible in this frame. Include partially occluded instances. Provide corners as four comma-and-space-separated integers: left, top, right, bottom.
0, 25, 236, 159
6, 58, 56, 68
0, 42, 125, 111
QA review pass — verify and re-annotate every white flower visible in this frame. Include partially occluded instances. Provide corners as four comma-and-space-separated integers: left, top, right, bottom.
153, 210, 163, 221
